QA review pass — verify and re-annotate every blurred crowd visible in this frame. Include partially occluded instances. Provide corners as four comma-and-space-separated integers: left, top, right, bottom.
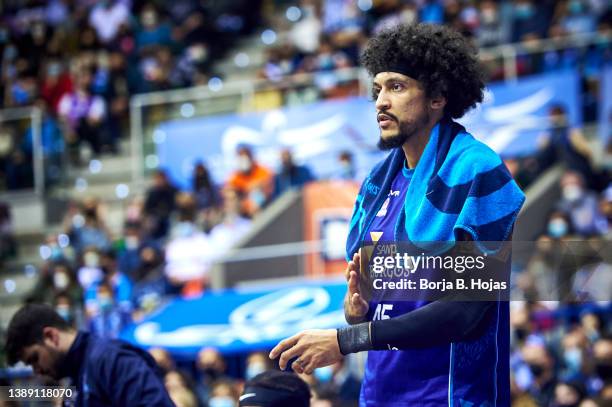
21, 144, 354, 334
260, 0, 610, 101
0, 0, 609, 191
0, 0, 261, 190
0, 1, 611, 406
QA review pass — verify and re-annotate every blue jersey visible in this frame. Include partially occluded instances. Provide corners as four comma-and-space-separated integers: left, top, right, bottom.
360, 166, 510, 406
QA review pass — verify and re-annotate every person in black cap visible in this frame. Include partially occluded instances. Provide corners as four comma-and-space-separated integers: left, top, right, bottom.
238, 370, 310, 407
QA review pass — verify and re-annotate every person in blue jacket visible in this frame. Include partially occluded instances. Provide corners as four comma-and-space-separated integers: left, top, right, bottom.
270, 23, 525, 406
5, 303, 175, 407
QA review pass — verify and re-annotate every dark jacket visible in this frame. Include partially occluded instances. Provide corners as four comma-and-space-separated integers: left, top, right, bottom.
60, 331, 174, 407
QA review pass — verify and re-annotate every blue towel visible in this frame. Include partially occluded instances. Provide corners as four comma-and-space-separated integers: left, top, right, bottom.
346, 119, 525, 257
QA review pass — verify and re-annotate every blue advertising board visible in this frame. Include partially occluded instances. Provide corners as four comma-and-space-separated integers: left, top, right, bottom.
156, 70, 580, 188
120, 281, 347, 357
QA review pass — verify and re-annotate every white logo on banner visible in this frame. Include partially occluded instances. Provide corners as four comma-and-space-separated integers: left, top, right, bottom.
133, 287, 345, 347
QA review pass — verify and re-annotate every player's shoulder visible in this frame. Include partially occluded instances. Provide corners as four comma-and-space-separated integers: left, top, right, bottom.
441, 130, 504, 183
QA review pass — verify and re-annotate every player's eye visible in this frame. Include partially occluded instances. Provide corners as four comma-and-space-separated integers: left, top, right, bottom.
392, 83, 404, 92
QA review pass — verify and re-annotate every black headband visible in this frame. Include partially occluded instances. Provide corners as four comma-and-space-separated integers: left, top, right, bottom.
238, 386, 308, 407
373, 62, 418, 80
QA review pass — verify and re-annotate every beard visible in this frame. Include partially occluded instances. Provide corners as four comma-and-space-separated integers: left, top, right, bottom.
377, 110, 430, 151
47, 347, 68, 380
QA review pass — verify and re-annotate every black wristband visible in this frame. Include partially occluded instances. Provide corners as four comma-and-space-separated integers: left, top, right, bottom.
337, 322, 372, 355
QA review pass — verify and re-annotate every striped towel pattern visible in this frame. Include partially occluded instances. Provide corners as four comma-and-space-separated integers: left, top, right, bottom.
346, 119, 525, 258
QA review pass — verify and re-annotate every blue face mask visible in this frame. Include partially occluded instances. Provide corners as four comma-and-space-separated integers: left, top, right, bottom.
245, 362, 266, 380
564, 348, 582, 373
515, 4, 534, 19
569, 0, 583, 14
548, 219, 568, 238
314, 366, 334, 383
208, 396, 235, 407
98, 296, 113, 312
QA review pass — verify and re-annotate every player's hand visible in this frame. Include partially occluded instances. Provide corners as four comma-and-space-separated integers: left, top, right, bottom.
269, 329, 342, 375
345, 252, 369, 322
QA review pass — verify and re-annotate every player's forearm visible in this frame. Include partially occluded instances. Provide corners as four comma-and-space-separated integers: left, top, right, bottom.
337, 301, 494, 354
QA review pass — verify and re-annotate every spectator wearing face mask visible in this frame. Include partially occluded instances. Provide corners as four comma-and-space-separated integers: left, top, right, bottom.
66, 197, 112, 254
227, 145, 273, 217
208, 380, 239, 407
560, 328, 591, 382
28, 261, 83, 306
54, 291, 84, 328
195, 347, 231, 404
86, 280, 132, 339
334, 150, 357, 181
557, 171, 607, 237
520, 341, 557, 407
77, 247, 105, 290
245, 352, 271, 381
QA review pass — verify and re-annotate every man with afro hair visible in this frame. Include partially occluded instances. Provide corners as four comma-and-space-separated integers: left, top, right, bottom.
271, 23, 524, 406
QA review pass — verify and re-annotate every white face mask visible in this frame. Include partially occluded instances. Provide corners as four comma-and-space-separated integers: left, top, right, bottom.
237, 155, 252, 172
562, 184, 583, 202
53, 272, 69, 289
125, 236, 139, 250
84, 252, 100, 268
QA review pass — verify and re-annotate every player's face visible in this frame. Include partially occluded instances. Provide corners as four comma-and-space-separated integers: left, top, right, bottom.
21, 343, 65, 380
372, 72, 430, 150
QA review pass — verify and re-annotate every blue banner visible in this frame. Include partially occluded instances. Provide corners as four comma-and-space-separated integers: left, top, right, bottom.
120, 281, 347, 357
156, 70, 580, 188
459, 69, 581, 157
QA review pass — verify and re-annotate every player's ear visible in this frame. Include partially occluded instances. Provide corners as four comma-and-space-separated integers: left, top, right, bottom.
430, 94, 446, 112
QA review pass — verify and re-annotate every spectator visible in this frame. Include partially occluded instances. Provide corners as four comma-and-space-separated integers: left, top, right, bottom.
54, 291, 84, 328
58, 67, 107, 164
40, 60, 73, 114
207, 187, 252, 261
538, 105, 598, 188
0, 201, 16, 261
165, 370, 198, 407
553, 381, 587, 407
149, 347, 176, 374
89, 0, 130, 45
22, 99, 64, 185
195, 347, 230, 403
192, 161, 220, 212
208, 379, 239, 407
135, 4, 173, 52
144, 169, 178, 239
77, 247, 105, 290
557, 171, 607, 236
245, 351, 272, 381
273, 148, 315, 197
28, 261, 83, 307
520, 341, 557, 406
335, 150, 357, 180
66, 197, 112, 254
164, 193, 211, 295
227, 145, 273, 217
86, 280, 131, 339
